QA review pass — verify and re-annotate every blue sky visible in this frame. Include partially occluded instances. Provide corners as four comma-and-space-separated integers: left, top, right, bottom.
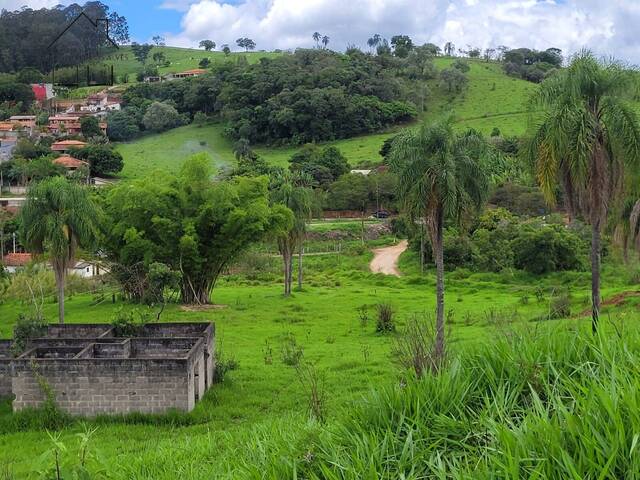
5, 1, 640, 62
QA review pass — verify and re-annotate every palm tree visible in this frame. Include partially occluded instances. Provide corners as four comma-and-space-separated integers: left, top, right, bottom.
20, 177, 99, 324
271, 172, 313, 296
390, 119, 488, 363
312, 32, 321, 48
321, 35, 330, 49
523, 51, 640, 334
367, 34, 381, 53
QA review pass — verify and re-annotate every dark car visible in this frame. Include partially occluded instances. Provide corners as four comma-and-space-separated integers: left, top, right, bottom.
371, 210, 390, 219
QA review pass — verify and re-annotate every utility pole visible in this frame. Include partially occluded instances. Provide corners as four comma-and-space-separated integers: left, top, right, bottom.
12, 231, 16, 254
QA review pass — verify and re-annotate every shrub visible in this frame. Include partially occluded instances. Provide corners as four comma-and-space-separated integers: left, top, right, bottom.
376, 303, 395, 333
281, 333, 304, 366
142, 101, 184, 132
549, 289, 571, 319
392, 314, 440, 378
296, 363, 327, 423
12, 310, 47, 355
512, 224, 584, 274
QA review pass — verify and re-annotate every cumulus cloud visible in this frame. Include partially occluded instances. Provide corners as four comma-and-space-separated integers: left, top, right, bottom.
163, 0, 640, 62
1, 0, 69, 9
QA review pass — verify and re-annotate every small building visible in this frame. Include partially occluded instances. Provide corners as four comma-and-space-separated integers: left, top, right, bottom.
8, 116, 36, 131
143, 76, 162, 83
80, 94, 121, 114
53, 155, 88, 171
165, 68, 208, 80
0, 123, 19, 141
350, 169, 372, 176
69, 260, 105, 278
48, 115, 106, 136
1, 252, 32, 274
2, 322, 216, 415
30, 83, 54, 103
51, 140, 87, 152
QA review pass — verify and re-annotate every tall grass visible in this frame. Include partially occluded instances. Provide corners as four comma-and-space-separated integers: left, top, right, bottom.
239, 327, 640, 478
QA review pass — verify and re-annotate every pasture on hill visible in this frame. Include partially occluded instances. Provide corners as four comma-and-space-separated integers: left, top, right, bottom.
115, 58, 538, 178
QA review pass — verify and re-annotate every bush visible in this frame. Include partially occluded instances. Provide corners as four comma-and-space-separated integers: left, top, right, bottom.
512, 224, 584, 274
281, 333, 304, 366
549, 288, 571, 319
12, 310, 47, 354
142, 101, 184, 132
376, 303, 396, 333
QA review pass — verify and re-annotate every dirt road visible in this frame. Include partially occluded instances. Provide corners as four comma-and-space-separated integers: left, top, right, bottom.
369, 240, 408, 276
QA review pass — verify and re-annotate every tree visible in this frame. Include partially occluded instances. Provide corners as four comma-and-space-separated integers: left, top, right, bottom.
389, 119, 488, 364
321, 35, 330, 49
74, 145, 123, 176
367, 34, 382, 53
444, 42, 455, 56
106, 110, 139, 141
103, 154, 292, 304
440, 67, 467, 93
142, 101, 184, 132
236, 37, 256, 52
483, 48, 496, 62
523, 51, 640, 334
131, 43, 153, 64
271, 172, 313, 295
152, 35, 165, 46
80, 116, 103, 138
199, 40, 216, 51
312, 32, 321, 48
390, 35, 414, 58
20, 177, 98, 324
152, 52, 166, 65
221, 44, 231, 56
199, 58, 211, 68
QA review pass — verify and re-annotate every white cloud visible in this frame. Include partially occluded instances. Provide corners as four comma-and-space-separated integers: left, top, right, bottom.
1, 0, 69, 9
164, 0, 640, 63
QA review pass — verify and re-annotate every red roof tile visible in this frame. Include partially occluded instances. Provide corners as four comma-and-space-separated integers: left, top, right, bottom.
2, 253, 32, 267
53, 155, 88, 168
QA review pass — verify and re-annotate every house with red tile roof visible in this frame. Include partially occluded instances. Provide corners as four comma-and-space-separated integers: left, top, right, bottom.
51, 140, 87, 152
53, 155, 88, 170
1, 252, 33, 273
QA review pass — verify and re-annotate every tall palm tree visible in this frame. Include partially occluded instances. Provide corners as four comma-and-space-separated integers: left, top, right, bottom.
312, 32, 321, 48
390, 119, 488, 362
271, 172, 313, 296
321, 35, 330, 50
20, 177, 98, 324
523, 51, 640, 334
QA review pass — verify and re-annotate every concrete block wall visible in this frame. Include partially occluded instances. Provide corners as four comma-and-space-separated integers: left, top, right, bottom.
0, 340, 12, 397
11, 358, 193, 415
45, 324, 113, 339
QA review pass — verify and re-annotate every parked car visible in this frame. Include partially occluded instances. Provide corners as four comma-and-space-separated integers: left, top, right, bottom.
371, 209, 390, 219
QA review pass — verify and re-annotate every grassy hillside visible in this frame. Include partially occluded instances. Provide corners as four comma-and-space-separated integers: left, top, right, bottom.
97, 46, 279, 80
114, 57, 538, 177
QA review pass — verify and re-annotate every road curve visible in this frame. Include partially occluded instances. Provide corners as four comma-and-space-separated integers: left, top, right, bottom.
369, 240, 408, 276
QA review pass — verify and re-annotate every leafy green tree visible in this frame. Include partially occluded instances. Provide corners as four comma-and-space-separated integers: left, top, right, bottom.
390, 119, 488, 363
106, 110, 139, 141
20, 177, 98, 324
17, 67, 43, 84
199, 40, 216, 51
199, 58, 211, 68
326, 173, 370, 210
152, 35, 165, 46
440, 67, 467, 93
131, 43, 153, 64
289, 145, 350, 187
271, 172, 313, 295
367, 34, 381, 52
391, 35, 414, 58
221, 44, 231, 56
142, 101, 184, 132
103, 154, 292, 304
523, 51, 640, 333
152, 52, 166, 65
443, 42, 455, 56
80, 116, 103, 138
74, 145, 123, 176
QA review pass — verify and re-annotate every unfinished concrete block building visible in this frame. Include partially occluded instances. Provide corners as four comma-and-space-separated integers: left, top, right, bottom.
0, 322, 215, 416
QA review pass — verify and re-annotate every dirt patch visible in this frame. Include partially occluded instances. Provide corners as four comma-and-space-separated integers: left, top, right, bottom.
180, 304, 228, 312
369, 240, 408, 277
578, 291, 640, 316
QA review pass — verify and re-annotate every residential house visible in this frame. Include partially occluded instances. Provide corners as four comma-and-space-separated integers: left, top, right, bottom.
165, 69, 208, 80
48, 116, 107, 136
1, 252, 32, 274
53, 155, 88, 172
8, 116, 36, 132
80, 94, 121, 115
51, 140, 87, 153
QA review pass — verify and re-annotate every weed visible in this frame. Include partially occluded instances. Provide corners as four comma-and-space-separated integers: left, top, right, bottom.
376, 303, 396, 333
356, 305, 369, 328
281, 333, 304, 366
262, 340, 273, 365
296, 363, 327, 424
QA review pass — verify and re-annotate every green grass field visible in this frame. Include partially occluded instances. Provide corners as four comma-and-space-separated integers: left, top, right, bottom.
115, 58, 538, 178
0, 225, 637, 477
94, 46, 280, 79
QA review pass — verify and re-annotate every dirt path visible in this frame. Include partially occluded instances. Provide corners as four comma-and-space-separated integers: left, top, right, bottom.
369, 240, 408, 276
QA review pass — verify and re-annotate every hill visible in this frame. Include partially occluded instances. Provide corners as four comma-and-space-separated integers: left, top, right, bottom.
116, 57, 538, 178
99, 46, 280, 80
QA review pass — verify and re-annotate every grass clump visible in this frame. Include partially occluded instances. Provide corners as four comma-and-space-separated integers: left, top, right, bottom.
241, 328, 640, 478
375, 303, 396, 333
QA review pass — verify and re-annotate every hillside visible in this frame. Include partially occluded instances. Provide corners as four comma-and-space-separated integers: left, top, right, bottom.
116, 57, 537, 178
97, 46, 280, 79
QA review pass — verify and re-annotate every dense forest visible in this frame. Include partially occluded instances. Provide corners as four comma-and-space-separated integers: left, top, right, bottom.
118, 47, 443, 144
0, 1, 128, 74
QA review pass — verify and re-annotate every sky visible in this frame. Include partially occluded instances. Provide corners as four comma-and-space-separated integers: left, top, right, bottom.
3, 0, 640, 63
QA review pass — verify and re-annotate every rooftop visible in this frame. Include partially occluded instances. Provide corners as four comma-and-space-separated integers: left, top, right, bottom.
51, 140, 87, 151
2, 252, 33, 267
53, 155, 88, 168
